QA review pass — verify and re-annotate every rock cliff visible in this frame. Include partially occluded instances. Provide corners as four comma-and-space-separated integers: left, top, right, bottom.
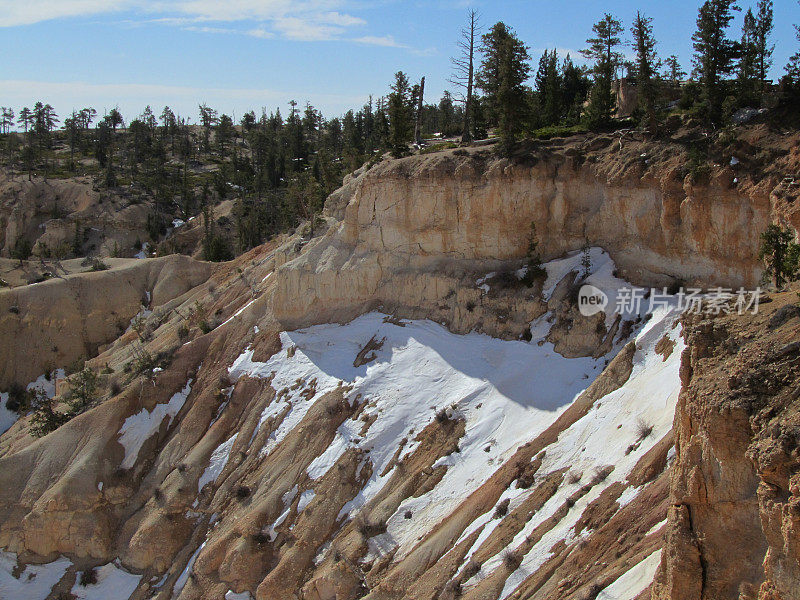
0, 129, 798, 600
272, 130, 797, 333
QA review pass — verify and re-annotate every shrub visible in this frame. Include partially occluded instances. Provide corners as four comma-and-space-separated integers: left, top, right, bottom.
235, 486, 251, 500
354, 514, 385, 538
567, 471, 583, 485
89, 259, 109, 272
79, 568, 98, 587
635, 417, 654, 441
252, 531, 270, 545
29, 390, 70, 437
591, 465, 614, 485
501, 549, 523, 570
6, 383, 31, 413
493, 499, 510, 519
529, 124, 587, 140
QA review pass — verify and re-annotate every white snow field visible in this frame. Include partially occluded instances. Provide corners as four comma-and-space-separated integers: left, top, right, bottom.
222, 249, 683, 596
1, 249, 683, 599
0, 551, 71, 599
71, 562, 142, 600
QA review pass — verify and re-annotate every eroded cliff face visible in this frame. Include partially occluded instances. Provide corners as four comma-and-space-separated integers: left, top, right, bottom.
653, 289, 800, 600
273, 136, 779, 332
0, 131, 798, 600
0, 255, 215, 389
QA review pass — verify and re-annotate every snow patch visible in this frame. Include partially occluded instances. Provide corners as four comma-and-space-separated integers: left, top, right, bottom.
174, 541, 205, 597
0, 393, 16, 436
0, 551, 72, 600
198, 433, 238, 492
597, 549, 662, 600
297, 489, 316, 513
117, 379, 192, 469
71, 562, 142, 600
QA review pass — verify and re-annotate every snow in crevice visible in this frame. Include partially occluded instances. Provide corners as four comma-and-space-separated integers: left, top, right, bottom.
1, 369, 67, 435
174, 541, 205, 597
0, 551, 72, 600
71, 562, 142, 600
597, 549, 663, 600
198, 432, 238, 492
488, 304, 684, 599
225, 250, 684, 585
118, 379, 193, 470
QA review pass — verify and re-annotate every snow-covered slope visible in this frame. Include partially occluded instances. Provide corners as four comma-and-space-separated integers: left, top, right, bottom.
0, 248, 684, 600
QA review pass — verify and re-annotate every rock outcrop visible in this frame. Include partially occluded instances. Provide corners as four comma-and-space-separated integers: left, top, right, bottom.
1, 130, 799, 600
272, 137, 782, 332
653, 288, 800, 600
0, 255, 214, 389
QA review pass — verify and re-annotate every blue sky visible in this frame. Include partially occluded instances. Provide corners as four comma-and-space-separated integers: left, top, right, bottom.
1, 0, 798, 124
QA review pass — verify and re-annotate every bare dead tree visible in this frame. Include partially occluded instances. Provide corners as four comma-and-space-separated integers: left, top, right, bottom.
449, 9, 481, 144
414, 76, 426, 145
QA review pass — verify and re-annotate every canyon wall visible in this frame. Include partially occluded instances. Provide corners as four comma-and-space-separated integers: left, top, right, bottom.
273, 141, 772, 331
0, 255, 214, 389
652, 290, 800, 600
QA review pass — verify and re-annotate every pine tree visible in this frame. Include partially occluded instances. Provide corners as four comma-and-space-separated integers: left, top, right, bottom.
107, 107, 124, 131
738, 9, 759, 106
413, 77, 426, 145
477, 22, 531, 154
754, 0, 774, 97
0, 108, 14, 134
64, 111, 80, 171
786, 2, 800, 88
29, 389, 69, 438
388, 71, 414, 158
663, 55, 687, 85
535, 49, 562, 126
65, 368, 98, 414
759, 224, 800, 288
581, 14, 624, 129
450, 9, 481, 143
561, 55, 591, 124
692, 0, 741, 124
631, 12, 660, 132
17, 107, 32, 134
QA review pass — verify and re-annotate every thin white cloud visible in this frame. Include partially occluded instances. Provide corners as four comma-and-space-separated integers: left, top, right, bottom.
0, 0, 412, 53
182, 25, 238, 35
246, 28, 276, 39
0, 0, 129, 27
352, 35, 405, 48
272, 16, 346, 41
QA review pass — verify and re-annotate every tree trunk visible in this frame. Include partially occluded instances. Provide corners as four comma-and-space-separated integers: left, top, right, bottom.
462, 12, 476, 144
414, 77, 425, 145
